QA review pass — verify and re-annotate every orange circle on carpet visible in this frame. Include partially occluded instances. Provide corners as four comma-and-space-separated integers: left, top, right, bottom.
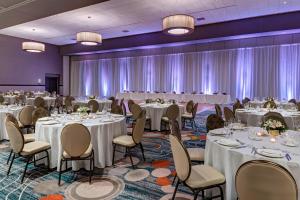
152, 160, 170, 168
156, 177, 171, 186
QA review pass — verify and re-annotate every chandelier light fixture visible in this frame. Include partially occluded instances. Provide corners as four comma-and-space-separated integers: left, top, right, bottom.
76, 32, 102, 46
162, 14, 195, 35
22, 42, 45, 53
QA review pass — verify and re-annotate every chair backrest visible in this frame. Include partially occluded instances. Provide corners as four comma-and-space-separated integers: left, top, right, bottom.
263, 100, 277, 109
19, 105, 34, 126
34, 97, 46, 108
192, 103, 198, 118
166, 104, 179, 120
5, 113, 19, 128
87, 99, 99, 113
61, 123, 91, 158
0, 95, 4, 104
242, 97, 251, 105
121, 102, 127, 116
224, 107, 235, 122
111, 105, 124, 115
132, 110, 146, 144
108, 96, 116, 102
186, 100, 194, 113
5, 121, 24, 153
55, 96, 63, 107
263, 112, 287, 128
169, 119, 181, 141
32, 107, 49, 125
16, 95, 26, 105
236, 160, 297, 200
169, 134, 191, 182
206, 114, 224, 131
130, 103, 143, 119
288, 99, 297, 104
73, 104, 80, 112
215, 104, 222, 117
128, 99, 135, 112
233, 100, 244, 114
64, 96, 75, 107
119, 98, 124, 106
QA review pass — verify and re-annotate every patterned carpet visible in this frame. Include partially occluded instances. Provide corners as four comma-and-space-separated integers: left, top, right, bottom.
0, 110, 214, 200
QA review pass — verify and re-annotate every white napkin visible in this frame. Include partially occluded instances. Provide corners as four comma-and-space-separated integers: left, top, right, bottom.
216, 138, 240, 147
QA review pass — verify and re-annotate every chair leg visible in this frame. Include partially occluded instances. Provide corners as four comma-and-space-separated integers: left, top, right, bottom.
112, 143, 116, 165
218, 185, 224, 200
21, 156, 31, 183
201, 190, 205, 199
7, 150, 12, 165
127, 148, 134, 168
7, 153, 15, 175
89, 151, 94, 184
172, 179, 180, 200
140, 143, 145, 161
45, 150, 50, 170
172, 174, 177, 185
58, 159, 63, 186
193, 191, 199, 200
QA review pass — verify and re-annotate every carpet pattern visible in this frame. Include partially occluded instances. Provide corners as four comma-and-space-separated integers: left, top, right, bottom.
0, 110, 214, 200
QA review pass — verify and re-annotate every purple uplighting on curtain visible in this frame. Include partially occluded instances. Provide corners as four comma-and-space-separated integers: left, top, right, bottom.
70, 43, 300, 100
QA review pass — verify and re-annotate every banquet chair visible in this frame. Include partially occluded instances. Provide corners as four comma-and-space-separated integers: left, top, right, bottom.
215, 104, 223, 118
161, 104, 180, 133
288, 99, 297, 104
19, 105, 35, 133
16, 95, 26, 105
32, 107, 49, 126
121, 101, 133, 120
112, 110, 146, 168
169, 134, 225, 200
34, 97, 46, 108
64, 96, 75, 107
145, 99, 153, 103
58, 123, 94, 185
263, 100, 277, 109
87, 99, 99, 113
5, 121, 51, 183
206, 114, 224, 132
242, 97, 251, 105
5, 113, 35, 164
119, 98, 124, 106
0, 95, 5, 104
263, 112, 287, 128
54, 96, 63, 108
73, 104, 80, 112
233, 100, 244, 114
182, 103, 198, 130
224, 107, 235, 122
111, 105, 124, 115
235, 160, 297, 200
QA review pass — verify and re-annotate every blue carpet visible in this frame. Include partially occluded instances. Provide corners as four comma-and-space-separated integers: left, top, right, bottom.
0, 110, 213, 200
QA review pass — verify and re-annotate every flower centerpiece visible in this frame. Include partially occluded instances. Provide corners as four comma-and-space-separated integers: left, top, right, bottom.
262, 119, 286, 136
77, 106, 89, 114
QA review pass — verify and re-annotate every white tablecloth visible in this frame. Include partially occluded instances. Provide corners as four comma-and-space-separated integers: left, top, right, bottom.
140, 103, 185, 131
116, 92, 231, 104
249, 101, 296, 110
35, 113, 127, 170
0, 105, 23, 140
26, 97, 56, 107
205, 127, 300, 199
235, 108, 300, 130
73, 99, 112, 111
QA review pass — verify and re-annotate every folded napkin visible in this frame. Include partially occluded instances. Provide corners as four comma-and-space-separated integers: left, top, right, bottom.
216, 138, 240, 147
42, 120, 60, 125
210, 129, 226, 135
256, 149, 284, 158
39, 117, 53, 121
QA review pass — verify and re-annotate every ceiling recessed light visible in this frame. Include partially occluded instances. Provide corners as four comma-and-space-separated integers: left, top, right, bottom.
283, 1, 287, 4
122, 30, 129, 33
87, 16, 92, 19
32, 28, 36, 31
197, 17, 205, 21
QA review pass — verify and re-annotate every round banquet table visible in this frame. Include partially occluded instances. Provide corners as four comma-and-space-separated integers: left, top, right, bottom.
249, 100, 297, 110
235, 108, 300, 130
73, 99, 112, 111
3, 95, 17, 104
26, 97, 56, 107
139, 103, 185, 131
0, 105, 23, 140
35, 113, 127, 170
205, 127, 300, 199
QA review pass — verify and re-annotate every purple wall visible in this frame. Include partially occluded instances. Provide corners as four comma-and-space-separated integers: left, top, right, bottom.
0, 34, 62, 92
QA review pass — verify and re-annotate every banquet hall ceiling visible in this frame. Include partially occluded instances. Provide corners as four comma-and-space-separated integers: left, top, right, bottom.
0, 0, 300, 45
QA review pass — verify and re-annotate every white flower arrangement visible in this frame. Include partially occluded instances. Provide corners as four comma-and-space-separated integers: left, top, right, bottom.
89, 96, 96, 100
77, 106, 89, 113
263, 119, 286, 133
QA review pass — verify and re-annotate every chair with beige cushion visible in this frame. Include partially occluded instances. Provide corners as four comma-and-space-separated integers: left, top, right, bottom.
58, 123, 94, 185
161, 104, 179, 132
34, 97, 46, 108
242, 97, 251, 105
185, 100, 194, 114
182, 103, 198, 129
87, 99, 99, 113
32, 107, 49, 126
215, 104, 223, 118
206, 114, 224, 132
19, 105, 35, 133
224, 107, 235, 122
112, 110, 146, 168
236, 160, 297, 200
5, 121, 50, 183
233, 99, 244, 114
64, 96, 75, 108
54, 96, 63, 108
5, 113, 35, 164
169, 134, 225, 200
111, 105, 124, 115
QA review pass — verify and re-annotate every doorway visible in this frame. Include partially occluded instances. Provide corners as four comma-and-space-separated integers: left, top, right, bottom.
45, 74, 60, 94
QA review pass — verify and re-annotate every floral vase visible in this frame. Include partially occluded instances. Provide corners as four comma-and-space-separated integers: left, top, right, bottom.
269, 130, 280, 137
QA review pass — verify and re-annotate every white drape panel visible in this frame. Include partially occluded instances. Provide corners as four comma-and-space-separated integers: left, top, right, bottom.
70, 43, 300, 100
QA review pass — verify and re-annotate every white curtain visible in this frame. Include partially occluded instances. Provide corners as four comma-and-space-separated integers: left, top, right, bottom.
70, 43, 300, 100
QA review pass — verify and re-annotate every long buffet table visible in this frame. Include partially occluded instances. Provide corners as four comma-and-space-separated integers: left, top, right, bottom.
116, 92, 231, 104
